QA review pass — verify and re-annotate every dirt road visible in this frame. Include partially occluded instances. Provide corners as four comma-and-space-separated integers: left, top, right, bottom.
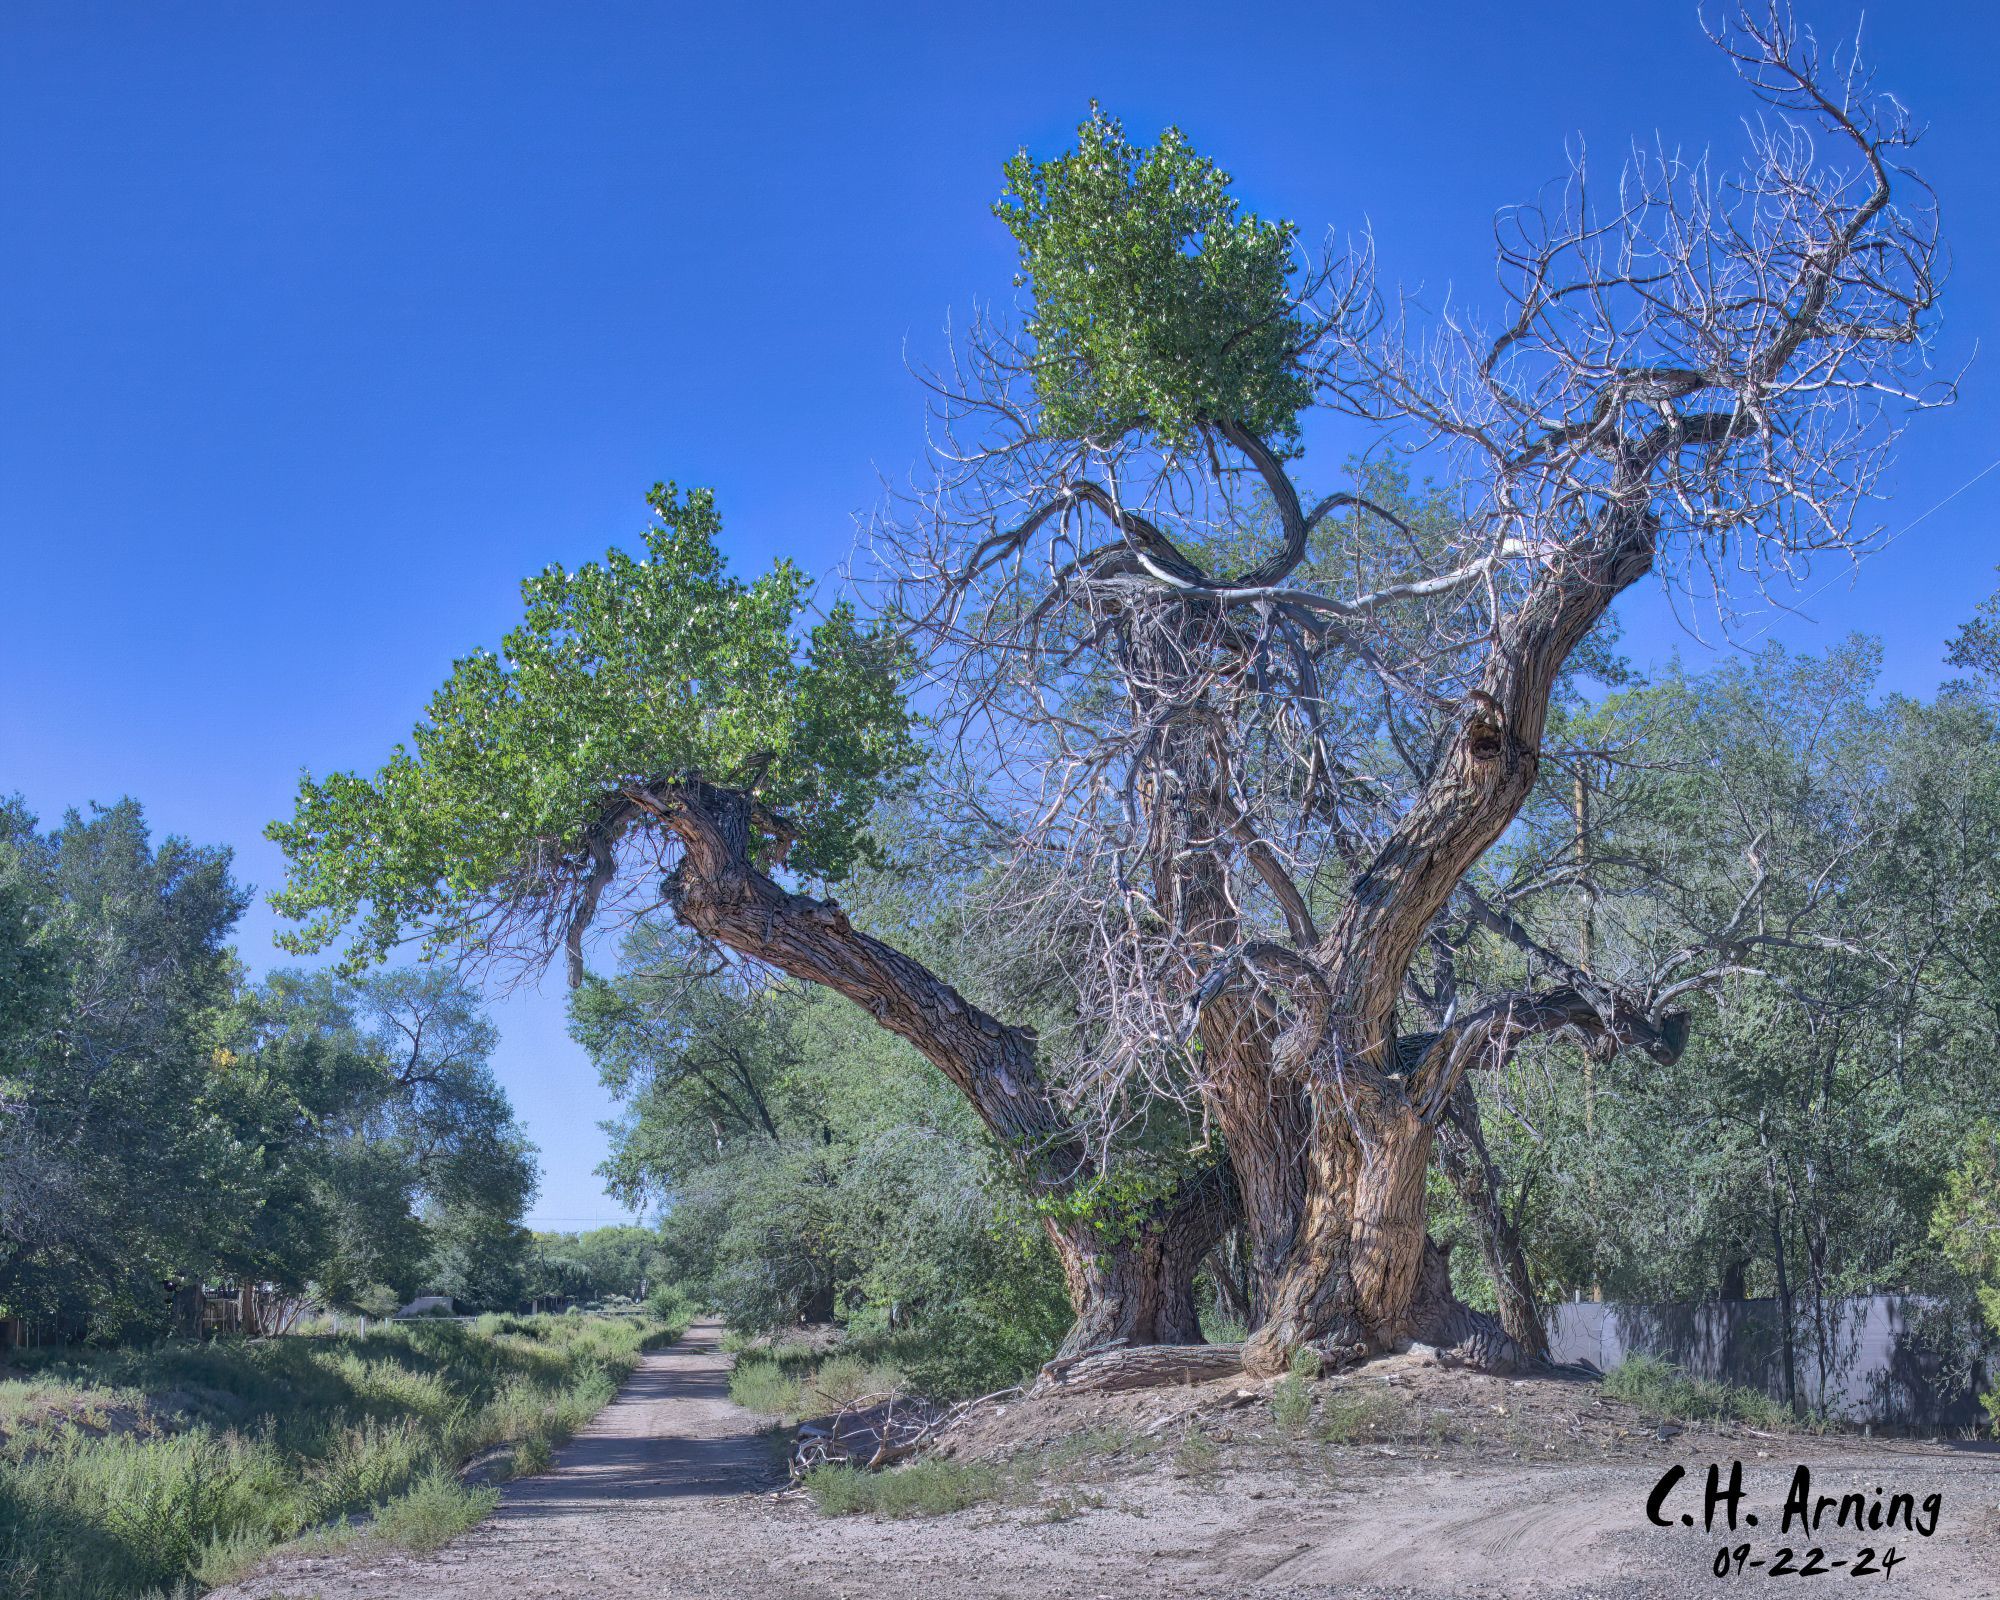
218, 1320, 1999, 1600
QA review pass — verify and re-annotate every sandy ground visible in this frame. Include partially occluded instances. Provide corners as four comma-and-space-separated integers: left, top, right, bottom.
217, 1320, 2000, 1600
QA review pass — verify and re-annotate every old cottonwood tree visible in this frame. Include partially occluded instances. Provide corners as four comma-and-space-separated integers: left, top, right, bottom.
271, 6, 1945, 1377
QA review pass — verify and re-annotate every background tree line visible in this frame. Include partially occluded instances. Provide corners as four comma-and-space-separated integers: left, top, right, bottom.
0, 799, 538, 1338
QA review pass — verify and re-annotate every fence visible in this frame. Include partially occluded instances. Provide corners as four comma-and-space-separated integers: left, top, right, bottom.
1547, 1294, 1989, 1428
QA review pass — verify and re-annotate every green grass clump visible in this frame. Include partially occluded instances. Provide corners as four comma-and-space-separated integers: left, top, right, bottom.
732, 1336, 912, 1424
800, 1354, 904, 1413
1603, 1354, 1795, 1428
802, 1458, 1001, 1518
726, 1336, 907, 1422
727, 1356, 805, 1418
0, 1311, 676, 1600
803, 1424, 1149, 1521
510, 1434, 554, 1477
1032, 1424, 1142, 1483
1267, 1347, 1323, 1437
369, 1468, 499, 1554
1269, 1374, 1312, 1435
1313, 1386, 1404, 1443
1173, 1424, 1220, 1481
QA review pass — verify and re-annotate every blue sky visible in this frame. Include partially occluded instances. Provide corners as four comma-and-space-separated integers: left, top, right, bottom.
4, 1, 1995, 1229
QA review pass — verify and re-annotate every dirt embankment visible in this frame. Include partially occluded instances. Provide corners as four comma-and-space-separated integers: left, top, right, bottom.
217, 1322, 2000, 1600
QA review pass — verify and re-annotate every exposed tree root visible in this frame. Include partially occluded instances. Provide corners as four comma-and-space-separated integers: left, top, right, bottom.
1404, 1234, 1544, 1375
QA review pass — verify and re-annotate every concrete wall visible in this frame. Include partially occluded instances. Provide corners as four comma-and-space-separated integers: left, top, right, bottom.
1547, 1295, 1989, 1428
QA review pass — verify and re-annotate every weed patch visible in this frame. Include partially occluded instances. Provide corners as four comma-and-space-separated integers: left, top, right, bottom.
370, 1468, 499, 1554
1603, 1354, 1796, 1428
728, 1336, 908, 1423
1313, 1387, 1405, 1443
802, 1458, 1002, 1518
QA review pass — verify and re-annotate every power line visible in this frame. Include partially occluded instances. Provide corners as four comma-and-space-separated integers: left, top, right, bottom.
1735, 451, 2000, 647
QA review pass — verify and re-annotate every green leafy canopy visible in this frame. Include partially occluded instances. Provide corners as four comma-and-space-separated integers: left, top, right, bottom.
995, 105, 1309, 449
268, 484, 920, 972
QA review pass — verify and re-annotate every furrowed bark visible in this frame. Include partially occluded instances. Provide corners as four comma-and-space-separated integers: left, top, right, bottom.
1241, 502, 1667, 1374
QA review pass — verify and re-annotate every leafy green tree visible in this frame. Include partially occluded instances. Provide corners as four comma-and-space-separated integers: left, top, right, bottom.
0, 792, 536, 1334
269, 477, 1235, 1358
1455, 645, 2000, 1406
0, 799, 246, 1335
269, 484, 918, 978
220, 967, 538, 1311
552, 1224, 668, 1296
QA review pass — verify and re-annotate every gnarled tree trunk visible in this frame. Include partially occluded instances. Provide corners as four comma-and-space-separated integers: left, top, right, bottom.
1243, 1098, 1452, 1373
631, 776, 1230, 1354
1046, 1164, 1234, 1356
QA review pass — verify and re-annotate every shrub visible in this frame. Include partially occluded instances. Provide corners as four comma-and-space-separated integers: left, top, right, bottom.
644, 1283, 698, 1338
1269, 1373, 1314, 1436
727, 1355, 803, 1418
370, 1469, 498, 1554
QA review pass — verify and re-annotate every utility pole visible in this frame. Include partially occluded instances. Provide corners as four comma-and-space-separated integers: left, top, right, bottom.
1576, 768, 1602, 1304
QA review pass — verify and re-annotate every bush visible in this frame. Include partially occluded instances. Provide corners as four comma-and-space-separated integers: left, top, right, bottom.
644, 1283, 698, 1343
1269, 1372, 1313, 1436
726, 1335, 908, 1422
728, 1354, 804, 1418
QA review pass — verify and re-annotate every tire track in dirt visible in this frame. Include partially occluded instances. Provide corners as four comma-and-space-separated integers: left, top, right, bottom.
1257, 1475, 1625, 1591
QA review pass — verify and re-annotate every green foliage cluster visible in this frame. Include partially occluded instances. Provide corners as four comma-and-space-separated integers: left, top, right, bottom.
1449, 638, 2000, 1415
365, 1468, 497, 1556
269, 485, 919, 973
0, 1312, 668, 1600
522, 1225, 669, 1308
725, 1337, 910, 1421
1027, 1147, 1211, 1249
996, 106, 1308, 448
802, 1457, 1002, 1519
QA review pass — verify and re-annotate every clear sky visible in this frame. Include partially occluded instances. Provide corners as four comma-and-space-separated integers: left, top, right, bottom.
4, 1, 1995, 1230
